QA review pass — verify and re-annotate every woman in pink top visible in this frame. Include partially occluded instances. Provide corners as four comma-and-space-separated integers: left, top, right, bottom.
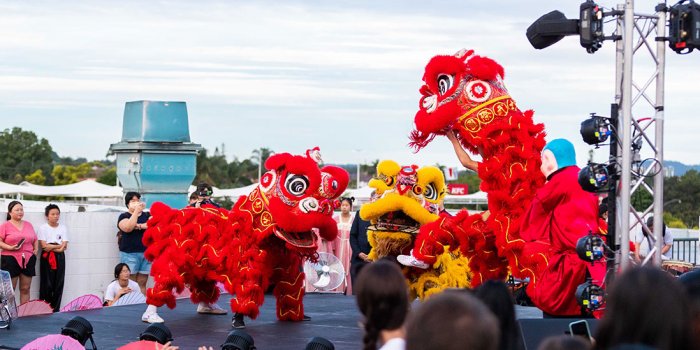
0, 201, 38, 304
333, 197, 355, 294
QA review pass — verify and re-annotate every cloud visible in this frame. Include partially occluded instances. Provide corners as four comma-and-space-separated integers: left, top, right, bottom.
0, 0, 697, 167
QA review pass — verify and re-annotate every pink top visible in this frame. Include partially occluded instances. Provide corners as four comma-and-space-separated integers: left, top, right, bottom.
0, 220, 37, 268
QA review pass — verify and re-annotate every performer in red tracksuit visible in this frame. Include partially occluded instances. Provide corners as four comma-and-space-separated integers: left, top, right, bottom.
519, 138, 606, 317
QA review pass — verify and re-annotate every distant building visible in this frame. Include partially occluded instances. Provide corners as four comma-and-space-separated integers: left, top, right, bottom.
664, 166, 675, 177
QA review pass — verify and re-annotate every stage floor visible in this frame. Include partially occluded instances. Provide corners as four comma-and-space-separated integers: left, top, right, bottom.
3, 293, 364, 349
2, 293, 544, 349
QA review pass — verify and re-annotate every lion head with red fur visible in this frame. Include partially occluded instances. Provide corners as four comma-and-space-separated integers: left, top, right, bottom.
409, 49, 525, 155
242, 148, 349, 254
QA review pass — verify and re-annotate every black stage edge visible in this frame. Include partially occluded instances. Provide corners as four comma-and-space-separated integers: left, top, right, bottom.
1, 293, 363, 349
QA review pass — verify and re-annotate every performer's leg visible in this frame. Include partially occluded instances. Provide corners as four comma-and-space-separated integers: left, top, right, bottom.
273, 254, 305, 322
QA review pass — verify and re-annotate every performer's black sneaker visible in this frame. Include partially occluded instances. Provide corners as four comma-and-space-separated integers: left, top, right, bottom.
303, 314, 311, 321
232, 313, 246, 329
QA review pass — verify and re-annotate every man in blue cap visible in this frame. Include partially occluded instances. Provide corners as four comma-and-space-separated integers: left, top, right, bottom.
520, 138, 605, 317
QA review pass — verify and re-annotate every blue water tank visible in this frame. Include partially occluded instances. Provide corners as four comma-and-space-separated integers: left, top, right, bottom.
109, 101, 202, 208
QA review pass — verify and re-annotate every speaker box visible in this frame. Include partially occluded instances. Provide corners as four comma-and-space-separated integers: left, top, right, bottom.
518, 318, 598, 350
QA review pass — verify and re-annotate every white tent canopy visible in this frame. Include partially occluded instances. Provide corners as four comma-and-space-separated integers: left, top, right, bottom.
0, 179, 123, 198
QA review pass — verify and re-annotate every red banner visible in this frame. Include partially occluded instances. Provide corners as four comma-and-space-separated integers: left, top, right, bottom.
447, 184, 469, 195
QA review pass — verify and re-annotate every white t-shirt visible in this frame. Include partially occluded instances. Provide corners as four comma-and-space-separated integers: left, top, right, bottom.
104, 279, 141, 302
635, 227, 673, 260
379, 338, 406, 350
37, 223, 69, 244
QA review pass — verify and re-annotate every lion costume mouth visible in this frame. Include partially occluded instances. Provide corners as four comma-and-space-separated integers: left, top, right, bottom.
274, 228, 317, 249
371, 210, 420, 235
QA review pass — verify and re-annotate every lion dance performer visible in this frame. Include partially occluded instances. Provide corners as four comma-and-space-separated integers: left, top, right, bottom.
400, 49, 604, 316
358, 160, 471, 299
142, 148, 348, 328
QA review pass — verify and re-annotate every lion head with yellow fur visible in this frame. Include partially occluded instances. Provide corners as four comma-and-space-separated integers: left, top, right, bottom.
359, 160, 471, 299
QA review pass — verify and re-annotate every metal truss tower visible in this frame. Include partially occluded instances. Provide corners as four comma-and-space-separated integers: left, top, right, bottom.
613, 0, 667, 271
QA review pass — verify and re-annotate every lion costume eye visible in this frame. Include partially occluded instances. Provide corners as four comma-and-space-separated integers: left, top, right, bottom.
437, 74, 454, 95
285, 174, 309, 196
424, 184, 438, 201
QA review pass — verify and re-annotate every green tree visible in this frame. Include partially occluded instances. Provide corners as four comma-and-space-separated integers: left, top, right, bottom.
52, 163, 91, 185
664, 170, 700, 228
97, 167, 117, 186
25, 169, 47, 185
0, 127, 54, 183
456, 170, 481, 194
194, 148, 231, 187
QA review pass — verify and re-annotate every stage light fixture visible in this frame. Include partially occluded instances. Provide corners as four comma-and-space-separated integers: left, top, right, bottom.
579, 1, 605, 53
139, 323, 173, 345
526, 10, 580, 49
527, 1, 607, 53
575, 279, 605, 311
580, 113, 611, 145
578, 163, 611, 193
305, 336, 335, 350
669, 0, 700, 53
576, 234, 606, 263
61, 316, 97, 349
222, 330, 256, 350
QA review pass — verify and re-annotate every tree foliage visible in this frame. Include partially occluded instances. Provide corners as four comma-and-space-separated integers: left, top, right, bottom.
0, 127, 54, 183
97, 167, 117, 186
52, 163, 92, 185
664, 170, 700, 228
25, 169, 47, 185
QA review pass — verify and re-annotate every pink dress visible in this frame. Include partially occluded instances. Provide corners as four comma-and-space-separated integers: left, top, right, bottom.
333, 213, 354, 295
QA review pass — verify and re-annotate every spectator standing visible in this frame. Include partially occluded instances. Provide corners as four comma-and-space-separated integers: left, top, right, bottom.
356, 259, 409, 350
333, 197, 355, 294
593, 266, 694, 350
38, 204, 69, 312
406, 290, 499, 350
117, 192, 151, 295
0, 200, 38, 305
349, 208, 371, 292
190, 183, 221, 208
475, 280, 526, 350
634, 216, 673, 262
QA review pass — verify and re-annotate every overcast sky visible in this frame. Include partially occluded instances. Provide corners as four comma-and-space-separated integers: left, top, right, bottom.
1, 0, 697, 169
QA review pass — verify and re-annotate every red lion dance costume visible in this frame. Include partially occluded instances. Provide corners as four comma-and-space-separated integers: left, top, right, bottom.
143, 148, 348, 325
406, 49, 604, 316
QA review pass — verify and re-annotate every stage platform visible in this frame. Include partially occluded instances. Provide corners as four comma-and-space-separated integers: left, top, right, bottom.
3, 293, 549, 349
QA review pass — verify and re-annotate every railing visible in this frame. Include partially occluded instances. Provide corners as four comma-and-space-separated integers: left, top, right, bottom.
672, 238, 698, 265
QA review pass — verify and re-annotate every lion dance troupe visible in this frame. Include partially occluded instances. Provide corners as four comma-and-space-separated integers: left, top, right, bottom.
142, 48, 606, 327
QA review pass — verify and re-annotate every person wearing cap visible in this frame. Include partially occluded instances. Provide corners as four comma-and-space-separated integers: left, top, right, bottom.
519, 138, 605, 317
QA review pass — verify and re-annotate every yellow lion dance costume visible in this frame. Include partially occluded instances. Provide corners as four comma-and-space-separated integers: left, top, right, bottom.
359, 160, 471, 299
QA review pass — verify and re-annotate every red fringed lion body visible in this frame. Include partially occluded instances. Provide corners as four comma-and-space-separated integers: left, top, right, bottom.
143, 148, 348, 321
408, 49, 549, 289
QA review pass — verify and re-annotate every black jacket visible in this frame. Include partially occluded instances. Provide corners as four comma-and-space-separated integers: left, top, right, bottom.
349, 210, 371, 265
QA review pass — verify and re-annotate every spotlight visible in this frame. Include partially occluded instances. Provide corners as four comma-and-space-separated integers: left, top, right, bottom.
527, 1, 607, 53
139, 323, 173, 345
576, 234, 606, 263
580, 113, 611, 145
61, 316, 96, 349
669, 0, 700, 54
575, 279, 605, 311
305, 337, 335, 350
578, 163, 610, 193
222, 330, 256, 350
579, 1, 605, 53
526, 10, 579, 49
